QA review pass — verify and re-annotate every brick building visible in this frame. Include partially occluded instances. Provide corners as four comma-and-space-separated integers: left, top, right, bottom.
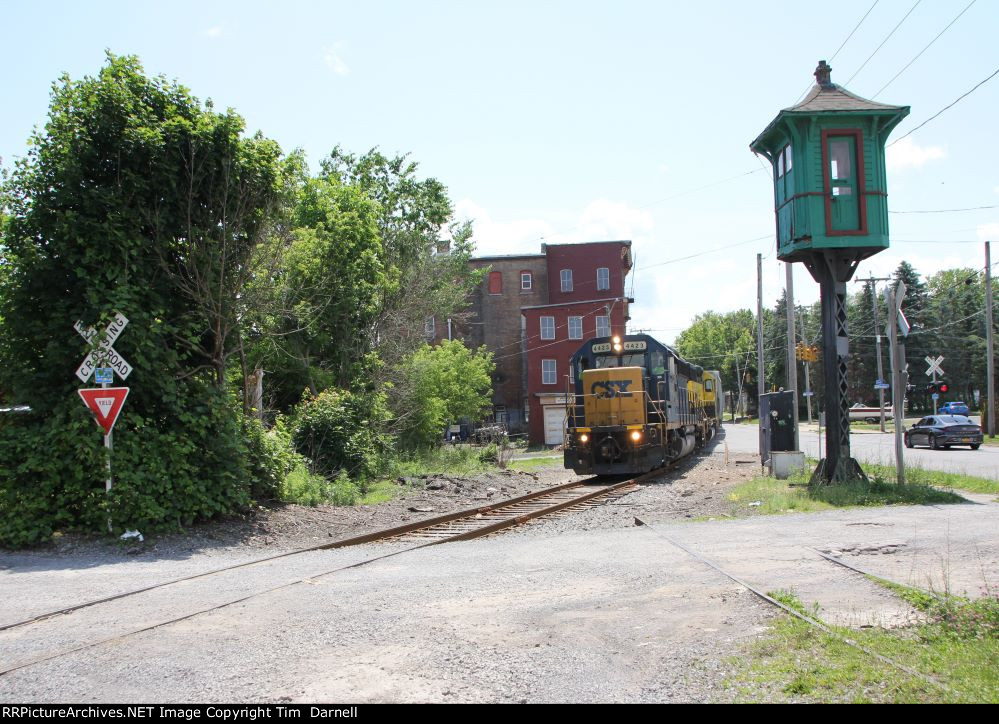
457, 240, 633, 444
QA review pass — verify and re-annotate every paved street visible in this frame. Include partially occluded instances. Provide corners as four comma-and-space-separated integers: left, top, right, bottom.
721, 421, 999, 480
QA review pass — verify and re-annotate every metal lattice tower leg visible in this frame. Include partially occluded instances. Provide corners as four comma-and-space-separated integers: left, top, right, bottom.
804, 251, 869, 484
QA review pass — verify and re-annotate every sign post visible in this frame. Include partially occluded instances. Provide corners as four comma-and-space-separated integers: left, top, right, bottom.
75, 313, 131, 530
925, 356, 945, 414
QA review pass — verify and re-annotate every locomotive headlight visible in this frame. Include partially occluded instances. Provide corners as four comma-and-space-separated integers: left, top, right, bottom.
612, 336, 621, 344
613, 343, 623, 352
630, 430, 642, 442
579, 433, 589, 444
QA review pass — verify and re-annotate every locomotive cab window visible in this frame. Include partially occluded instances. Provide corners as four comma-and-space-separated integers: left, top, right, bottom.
595, 353, 645, 368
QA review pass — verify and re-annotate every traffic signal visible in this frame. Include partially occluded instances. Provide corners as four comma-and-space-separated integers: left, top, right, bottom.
795, 342, 805, 360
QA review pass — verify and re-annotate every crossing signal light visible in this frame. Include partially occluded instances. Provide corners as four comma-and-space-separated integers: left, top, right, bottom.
926, 382, 950, 394
938, 382, 949, 394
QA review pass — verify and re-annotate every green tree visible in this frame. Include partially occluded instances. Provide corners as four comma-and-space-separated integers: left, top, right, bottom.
674, 310, 756, 412
0, 54, 282, 544
319, 147, 480, 375
247, 178, 387, 410
393, 340, 494, 449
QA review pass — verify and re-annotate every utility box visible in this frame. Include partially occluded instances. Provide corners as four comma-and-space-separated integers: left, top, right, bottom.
760, 390, 796, 461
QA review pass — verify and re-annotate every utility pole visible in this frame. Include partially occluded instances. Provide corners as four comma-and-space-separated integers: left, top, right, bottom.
987, 241, 995, 438
785, 262, 799, 449
887, 283, 907, 485
799, 313, 812, 424
856, 274, 892, 432
757, 253, 765, 457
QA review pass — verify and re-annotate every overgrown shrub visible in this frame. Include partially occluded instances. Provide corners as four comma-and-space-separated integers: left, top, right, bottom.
243, 416, 301, 500
290, 388, 391, 486
279, 467, 359, 507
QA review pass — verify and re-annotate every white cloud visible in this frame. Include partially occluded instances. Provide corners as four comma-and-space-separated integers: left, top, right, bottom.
885, 137, 946, 171
322, 45, 350, 76
202, 26, 223, 38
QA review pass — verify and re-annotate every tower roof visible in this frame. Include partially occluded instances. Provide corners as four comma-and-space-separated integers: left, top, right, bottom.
751, 60, 909, 153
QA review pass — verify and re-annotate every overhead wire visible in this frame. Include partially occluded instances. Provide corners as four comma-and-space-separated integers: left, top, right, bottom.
887, 64, 999, 147
871, 0, 977, 98
844, 0, 923, 87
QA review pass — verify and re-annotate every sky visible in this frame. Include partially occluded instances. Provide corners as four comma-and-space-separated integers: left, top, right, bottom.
2, 0, 997, 345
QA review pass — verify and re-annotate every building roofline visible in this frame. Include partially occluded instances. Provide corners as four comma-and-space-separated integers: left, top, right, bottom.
471, 254, 545, 262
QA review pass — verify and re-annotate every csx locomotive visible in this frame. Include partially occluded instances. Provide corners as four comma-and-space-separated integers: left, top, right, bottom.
563, 334, 723, 475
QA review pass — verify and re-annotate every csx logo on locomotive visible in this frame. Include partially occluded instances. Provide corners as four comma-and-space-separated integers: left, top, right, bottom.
590, 380, 634, 399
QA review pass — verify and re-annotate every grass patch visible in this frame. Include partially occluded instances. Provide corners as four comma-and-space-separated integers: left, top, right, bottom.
358, 478, 403, 505
860, 462, 999, 495
507, 455, 563, 473
386, 445, 495, 478
729, 586, 999, 702
723, 466, 965, 518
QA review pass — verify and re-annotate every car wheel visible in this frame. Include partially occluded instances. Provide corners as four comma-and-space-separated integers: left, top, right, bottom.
971, 444, 981, 450
931, 434, 942, 450
865, 417, 878, 424
904, 435, 913, 449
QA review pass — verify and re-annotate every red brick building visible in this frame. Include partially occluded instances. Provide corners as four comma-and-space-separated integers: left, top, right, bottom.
457, 241, 633, 444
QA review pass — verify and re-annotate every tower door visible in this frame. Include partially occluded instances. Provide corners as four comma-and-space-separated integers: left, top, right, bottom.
827, 135, 860, 232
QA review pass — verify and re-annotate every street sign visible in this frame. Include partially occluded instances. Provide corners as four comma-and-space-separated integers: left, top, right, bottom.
874, 382, 890, 390
75, 313, 131, 383
803, 391, 814, 397
925, 355, 945, 378
931, 393, 939, 401
95, 367, 114, 384
78, 387, 129, 435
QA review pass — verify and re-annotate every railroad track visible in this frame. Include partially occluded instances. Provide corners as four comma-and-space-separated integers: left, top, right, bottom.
0, 471, 662, 676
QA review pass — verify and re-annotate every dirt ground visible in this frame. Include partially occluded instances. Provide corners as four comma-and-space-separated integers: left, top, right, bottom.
29, 444, 766, 559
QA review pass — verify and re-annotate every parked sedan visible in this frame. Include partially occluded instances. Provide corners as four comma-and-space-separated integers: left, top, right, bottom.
904, 415, 983, 450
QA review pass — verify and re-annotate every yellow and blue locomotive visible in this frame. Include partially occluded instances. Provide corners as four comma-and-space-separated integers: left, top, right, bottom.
563, 334, 722, 475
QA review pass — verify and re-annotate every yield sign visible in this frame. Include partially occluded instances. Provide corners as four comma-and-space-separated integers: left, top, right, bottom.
78, 387, 129, 435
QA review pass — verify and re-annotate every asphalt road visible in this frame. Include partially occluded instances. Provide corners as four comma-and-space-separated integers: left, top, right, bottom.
721, 421, 999, 480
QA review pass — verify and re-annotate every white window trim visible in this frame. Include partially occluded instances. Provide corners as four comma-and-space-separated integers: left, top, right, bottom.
521, 272, 532, 290
596, 315, 610, 338
540, 316, 555, 340
542, 359, 557, 385
596, 267, 610, 291
568, 315, 583, 340
560, 269, 573, 292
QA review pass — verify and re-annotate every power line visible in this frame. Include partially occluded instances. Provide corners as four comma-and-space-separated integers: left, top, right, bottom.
890, 203, 998, 214
845, 0, 923, 87
793, 0, 881, 103
636, 235, 772, 271
872, 0, 976, 98
888, 65, 999, 147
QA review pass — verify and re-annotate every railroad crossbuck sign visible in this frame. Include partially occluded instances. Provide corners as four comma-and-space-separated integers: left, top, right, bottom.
78, 387, 129, 435
74, 312, 132, 383
925, 356, 945, 378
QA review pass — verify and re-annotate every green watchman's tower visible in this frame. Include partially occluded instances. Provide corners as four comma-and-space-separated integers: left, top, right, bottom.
751, 61, 909, 483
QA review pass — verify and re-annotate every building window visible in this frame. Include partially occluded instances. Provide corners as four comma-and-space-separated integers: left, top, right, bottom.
568, 316, 583, 340
488, 271, 502, 295
596, 315, 610, 338
542, 359, 556, 385
540, 316, 555, 340
494, 405, 507, 424
596, 267, 610, 291
521, 271, 532, 290
560, 269, 573, 292
425, 317, 435, 340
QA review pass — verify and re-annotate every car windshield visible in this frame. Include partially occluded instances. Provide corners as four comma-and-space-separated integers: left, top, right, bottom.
937, 415, 974, 425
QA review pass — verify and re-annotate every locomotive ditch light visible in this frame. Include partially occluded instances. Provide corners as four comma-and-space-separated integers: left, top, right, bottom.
630, 430, 642, 442
579, 433, 589, 443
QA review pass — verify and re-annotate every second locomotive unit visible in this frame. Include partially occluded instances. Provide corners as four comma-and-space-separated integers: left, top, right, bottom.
563, 334, 722, 475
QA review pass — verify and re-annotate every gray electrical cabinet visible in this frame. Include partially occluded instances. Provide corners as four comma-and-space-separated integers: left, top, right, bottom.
760, 390, 796, 461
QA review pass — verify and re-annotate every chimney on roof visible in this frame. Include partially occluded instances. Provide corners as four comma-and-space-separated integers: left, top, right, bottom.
814, 60, 833, 88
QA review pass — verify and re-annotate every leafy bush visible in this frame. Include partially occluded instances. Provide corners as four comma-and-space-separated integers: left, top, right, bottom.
279, 466, 359, 507
290, 388, 391, 486
243, 416, 302, 500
